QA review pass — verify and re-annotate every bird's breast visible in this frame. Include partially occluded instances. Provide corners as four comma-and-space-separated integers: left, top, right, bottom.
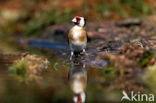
69, 28, 87, 43
73, 32, 81, 40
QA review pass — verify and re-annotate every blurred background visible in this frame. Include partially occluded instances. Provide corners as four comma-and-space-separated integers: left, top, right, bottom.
0, 0, 155, 38
0, 0, 156, 103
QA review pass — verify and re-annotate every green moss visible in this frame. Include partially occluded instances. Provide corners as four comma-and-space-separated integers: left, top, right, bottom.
101, 66, 117, 79
142, 68, 156, 94
120, 0, 153, 17
8, 60, 28, 81
139, 50, 154, 68
95, 0, 154, 20
24, 11, 54, 37
24, 9, 73, 37
96, 3, 109, 13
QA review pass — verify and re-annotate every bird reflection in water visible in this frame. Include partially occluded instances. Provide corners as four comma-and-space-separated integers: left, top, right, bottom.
68, 59, 87, 103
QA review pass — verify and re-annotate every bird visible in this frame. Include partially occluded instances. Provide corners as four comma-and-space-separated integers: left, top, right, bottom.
68, 60, 87, 103
68, 16, 87, 59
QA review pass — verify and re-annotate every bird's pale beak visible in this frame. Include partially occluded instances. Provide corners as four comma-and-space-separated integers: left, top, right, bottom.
72, 18, 77, 23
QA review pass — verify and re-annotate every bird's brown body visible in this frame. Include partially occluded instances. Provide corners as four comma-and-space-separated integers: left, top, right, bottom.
68, 27, 87, 43
68, 26, 87, 53
69, 16, 87, 59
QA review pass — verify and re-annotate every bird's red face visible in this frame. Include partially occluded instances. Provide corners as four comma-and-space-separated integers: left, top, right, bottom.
72, 16, 86, 27
72, 16, 81, 25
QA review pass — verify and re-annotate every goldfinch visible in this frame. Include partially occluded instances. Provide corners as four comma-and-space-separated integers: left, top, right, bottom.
68, 16, 87, 58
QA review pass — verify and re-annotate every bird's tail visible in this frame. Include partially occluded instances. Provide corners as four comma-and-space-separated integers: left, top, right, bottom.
73, 50, 84, 58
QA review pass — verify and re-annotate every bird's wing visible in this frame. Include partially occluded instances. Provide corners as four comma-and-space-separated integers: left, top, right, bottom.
68, 29, 74, 44
67, 30, 71, 44
83, 28, 90, 42
87, 32, 91, 42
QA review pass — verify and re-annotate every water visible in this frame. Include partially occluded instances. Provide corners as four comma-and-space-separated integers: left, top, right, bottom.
0, 54, 117, 102
0, 40, 149, 103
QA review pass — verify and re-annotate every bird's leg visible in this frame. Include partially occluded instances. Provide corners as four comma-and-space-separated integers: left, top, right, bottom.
70, 51, 74, 60
82, 49, 86, 54
80, 49, 86, 55
83, 64, 86, 68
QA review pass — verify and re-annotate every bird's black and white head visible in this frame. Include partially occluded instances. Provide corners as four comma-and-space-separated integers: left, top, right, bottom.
72, 16, 86, 27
